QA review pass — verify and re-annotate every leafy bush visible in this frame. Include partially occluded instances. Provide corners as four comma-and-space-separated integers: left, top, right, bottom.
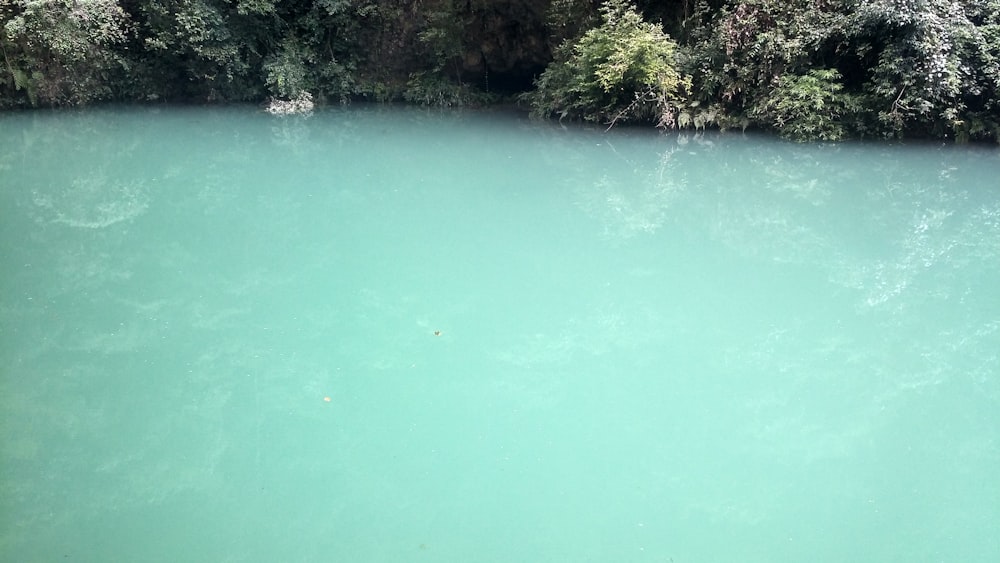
752, 68, 859, 141
263, 37, 313, 99
403, 72, 494, 106
851, 0, 1000, 141
2, 0, 132, 106
527, 0, 689, 127
137, 0, 258, 101
679, 0, 843, 132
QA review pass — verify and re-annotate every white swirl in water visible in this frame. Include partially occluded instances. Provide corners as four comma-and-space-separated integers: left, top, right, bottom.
33, 173, 149, 229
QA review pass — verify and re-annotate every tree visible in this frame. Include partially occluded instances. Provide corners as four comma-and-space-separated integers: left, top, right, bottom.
678, 0, 1000, 141
751, 68, 859, 141
2, 0, 132, 106
528, 0, 690, 127
134, 0, 260, 101
851, 0, 1000, 140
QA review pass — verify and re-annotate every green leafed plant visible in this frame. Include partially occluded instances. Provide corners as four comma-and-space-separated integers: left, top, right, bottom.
2, 0, 132, 106
263, 37, 313, 99
752, 68, 860, 141
527, 0, 690, 127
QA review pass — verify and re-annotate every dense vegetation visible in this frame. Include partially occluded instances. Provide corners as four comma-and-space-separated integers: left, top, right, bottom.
2, 0, 999, 141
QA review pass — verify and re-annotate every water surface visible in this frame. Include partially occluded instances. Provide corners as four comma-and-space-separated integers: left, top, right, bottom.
1, 106, 998, 561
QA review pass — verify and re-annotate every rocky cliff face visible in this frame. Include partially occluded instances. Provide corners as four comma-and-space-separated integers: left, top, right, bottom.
360, 0, 554, 95
458, 0, 553, 93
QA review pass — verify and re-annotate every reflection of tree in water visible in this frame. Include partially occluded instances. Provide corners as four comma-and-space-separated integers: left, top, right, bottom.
269, 112, 313, 150
637, 137, 1000, 521
685, 139, 998, 316
31, 171, 149, 229
573, 139, 687, 240
4, 112, 152, 231
697, 141, 846, 266
544, 133, 999, 477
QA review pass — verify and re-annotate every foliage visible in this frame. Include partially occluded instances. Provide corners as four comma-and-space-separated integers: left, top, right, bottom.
850, 0, 1000, 140
678, 0, 849, 136
1, 0, 132, 106
677, 0, 1000, 141
0, 0, 998, 142
263, 37, 313, 100
135, 0, 260, 101
403, 71, 495, 107
545, 0, 600, 46
528, 0, 690, 127
416, 1, 465, 76
751, 68, 860, 141
299, 0, 370, 102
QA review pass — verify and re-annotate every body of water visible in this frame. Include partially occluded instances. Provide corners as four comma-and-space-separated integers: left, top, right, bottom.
1, 106, 998, 561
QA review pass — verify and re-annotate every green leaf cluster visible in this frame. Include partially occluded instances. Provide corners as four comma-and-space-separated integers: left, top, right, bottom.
2, 0, 999, 142
851, 0, 1000, 140
2, 0, 131, 106
527, 0, 690, 127
751, 68, 859, 141
676, 0, 1000, 141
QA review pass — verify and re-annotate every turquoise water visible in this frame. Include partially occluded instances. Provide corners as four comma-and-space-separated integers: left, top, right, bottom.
1, 106, 998, 562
